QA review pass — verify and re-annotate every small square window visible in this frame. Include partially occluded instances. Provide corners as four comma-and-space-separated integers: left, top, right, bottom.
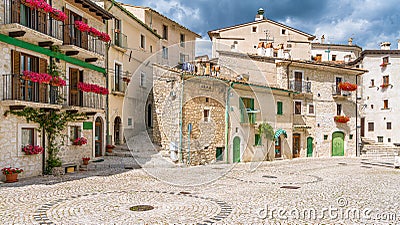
180, 33, 185, 47
387, 122, 392, 130
383, 56, 389, 65
324, 135, 328, 140
277, 101, 283, 115
21, 128, 35, 148
252, 26, 257, 33
281, 29, 286, 35
127, 118, 133, 126
383, 100, 389, 109
332, 55, 337, 61
368, 122, 374, 131
349, 134, 353, 140
371, 104, 374, 109
205, 98, 209, 103
383, 75, 389, 85
294, 101, 301, 115
388, 138, 392, 143
377, 136, 383, 143
370, 79, 375, 87
308, 104, 315, 114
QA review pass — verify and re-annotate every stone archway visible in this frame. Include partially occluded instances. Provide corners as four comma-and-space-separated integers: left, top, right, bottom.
114, 116, 122, 145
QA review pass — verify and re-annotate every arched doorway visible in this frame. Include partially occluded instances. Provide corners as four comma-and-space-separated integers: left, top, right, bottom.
275, 136, 282, 158
95, 117, 103, 157
114, 116, 121, 145
147, 104, 152, 128
307, 137, 313, 157
233, 137, 241, 163
332, 131, 345, 156
292, 133, 301, 158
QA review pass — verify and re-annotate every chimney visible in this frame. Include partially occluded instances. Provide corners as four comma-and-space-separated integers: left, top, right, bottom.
255, 8, 264, 21
321, 35, 325, 44
348, 38, 353, 46
380, 42, 391, 50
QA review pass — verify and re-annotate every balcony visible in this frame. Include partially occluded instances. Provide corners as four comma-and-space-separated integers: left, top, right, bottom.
60, 25, 105, 60
240, 108, 259, 125
111, 76, 128, 95
1, 74, 63, 109
64, 87, 104, 113
1, 0, 63, 46
289, 81, 312, 93
113, 32, 128, 50
332, 85, 351, 100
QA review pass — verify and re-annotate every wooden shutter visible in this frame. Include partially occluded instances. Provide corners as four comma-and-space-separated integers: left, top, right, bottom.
38, 58, 48, 103
239, 98, 245, 123
277, 102, 283, 115
11, 0, 21, 23
81, 18, 88, 50
63, 8, 70, 44
38, 11, 48, 34
11, 50, 21, 100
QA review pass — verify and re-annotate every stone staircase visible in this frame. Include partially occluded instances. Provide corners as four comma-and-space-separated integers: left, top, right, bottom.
360, 137, 400, 168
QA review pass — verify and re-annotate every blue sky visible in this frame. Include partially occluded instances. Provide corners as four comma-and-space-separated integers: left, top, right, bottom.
127, 0, 400, 56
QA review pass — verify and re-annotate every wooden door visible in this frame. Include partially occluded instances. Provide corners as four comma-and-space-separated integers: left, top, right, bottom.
292, 134, 301, 158
114, 117, 121, 145
361, 118, 365, 137
233, 137, 241, 163
332, 132, 345, 156
95, 117, 103, 157
335, 77, 342, 95
294, 71, 303, 92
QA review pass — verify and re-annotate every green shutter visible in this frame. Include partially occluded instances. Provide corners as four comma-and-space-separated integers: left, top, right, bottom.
255, 134, 261, 146
239, 98, 245, 123
277, 102, 283, 115
250, 98, 254, 110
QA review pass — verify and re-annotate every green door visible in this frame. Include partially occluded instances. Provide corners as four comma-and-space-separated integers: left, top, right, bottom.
307, 137, 313, 157
332, 132, 345, 156
233, 137, 241, 163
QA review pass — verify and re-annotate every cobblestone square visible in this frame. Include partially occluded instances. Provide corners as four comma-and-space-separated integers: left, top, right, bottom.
1, 157, 399, 224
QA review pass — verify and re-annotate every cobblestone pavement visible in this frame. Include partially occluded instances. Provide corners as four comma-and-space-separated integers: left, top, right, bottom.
1, 157, 400, 224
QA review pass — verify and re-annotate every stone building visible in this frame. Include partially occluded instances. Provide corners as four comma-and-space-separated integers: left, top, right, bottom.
311, 37, 362, 63
350, 41, 400, 145
208, 8, 315, 60
0, 0, 113, 177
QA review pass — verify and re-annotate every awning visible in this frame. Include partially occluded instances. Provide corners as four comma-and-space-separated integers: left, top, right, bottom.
274, 129, 287, 139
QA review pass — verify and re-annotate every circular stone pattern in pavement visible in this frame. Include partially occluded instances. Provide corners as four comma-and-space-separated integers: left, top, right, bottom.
33, 190, 232, 224
229, 170, 323, 185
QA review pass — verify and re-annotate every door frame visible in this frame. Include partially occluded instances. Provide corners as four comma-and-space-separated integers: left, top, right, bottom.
233, 136, 241, 163
275, 136, 282, 158
114, 116, 122, 145
94, 116, 104, 157
332, 131, 345, 157
292, 133, 301, 158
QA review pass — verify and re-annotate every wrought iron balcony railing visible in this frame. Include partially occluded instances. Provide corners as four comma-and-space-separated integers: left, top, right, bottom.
289, 80, 312, 93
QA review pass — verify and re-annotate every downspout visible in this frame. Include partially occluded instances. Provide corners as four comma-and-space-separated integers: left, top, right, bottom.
179, 73, 185, 163
42, 129, 46, 174
105, 20, 111, 146
355, 74, 359, 157
225, 82, 233, 163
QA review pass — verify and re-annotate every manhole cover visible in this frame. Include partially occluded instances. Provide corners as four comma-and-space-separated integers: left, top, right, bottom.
262, 175, 277, 179
129, 205, 154, 212
280, 186, 300, 189
179, 191, 191, 195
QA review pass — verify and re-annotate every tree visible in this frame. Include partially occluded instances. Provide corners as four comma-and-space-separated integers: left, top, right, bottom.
258, 122, 275, 160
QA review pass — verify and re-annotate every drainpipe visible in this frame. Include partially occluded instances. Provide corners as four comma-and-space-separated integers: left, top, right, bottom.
225, 82, 233, 163
179, 73, 185, 163
105, 21, 111, 146
42, 129, 46, 174
355, 74, 359, 157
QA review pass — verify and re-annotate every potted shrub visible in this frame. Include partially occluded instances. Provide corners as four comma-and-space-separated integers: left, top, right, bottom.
22, 145, 44, 155
334, 115, 350, 123
2, 167, 24, 183
82, 157, 90, 165
106, 144, 115, 153
73, 137, 88, 146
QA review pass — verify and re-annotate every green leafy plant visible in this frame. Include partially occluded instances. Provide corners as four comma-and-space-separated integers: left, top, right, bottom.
5, 108, 85, 174
258, 122, 275, 160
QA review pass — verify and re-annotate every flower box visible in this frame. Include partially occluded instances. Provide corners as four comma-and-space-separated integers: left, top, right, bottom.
22, 145, 44, 155
334, 115, 350, 123
78, 82, 109, 95
338, 82, 357, 92
75, 21, 90, 32
73, 137, 88, 146
50, 9, 67, 21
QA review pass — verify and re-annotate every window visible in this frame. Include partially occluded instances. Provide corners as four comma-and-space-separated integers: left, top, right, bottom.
336, 104, 342, 116
203, 109, 210, 122
383, 75, 389, 85
216, 147, 224, 161
349, 134, 353, 140
252, 26, 257, 33
205, 97, 209, 103
368, 122, 374, 132
387, 122, 392, 130
324, 135, 328, 140
21, 128, 35, 148
114, 63, 122, 92
377, 136, 383, 143
180, 33, 185, 47
180, 53, 187, 63
371, 104, 374, 109
127, 118, 133, 126
281, 29, 287, 35
114, 19, 122, 46
383, 100, 389, 109
255, 134, 262, 146
140, 72, 145, 87
70, 126, 81, 143
162, 25, 168, 40
162, 46, 168, 59
332, 55, 337, 61
140, 34, 145, 49
382, 56, 389, 65
277, 101, 283, 115
150, 45, 153, 53
240, 97, 255, 124
294, 101, 302, 115
370, 79, 375, 87
388, 138, 392, 143
308, 104, 315, 114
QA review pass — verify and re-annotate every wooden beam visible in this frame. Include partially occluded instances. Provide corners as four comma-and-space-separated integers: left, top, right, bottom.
9, 31, 26, 38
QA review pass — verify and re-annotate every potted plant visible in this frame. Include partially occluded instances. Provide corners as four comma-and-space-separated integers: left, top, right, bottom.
2, 167, 24, 183
73, 137, 88, 146
22, 144, 44, 155
82, 157, 90, 165
338, 82, 357, 92
334, 115, 350, 123
106, 144, 115, 153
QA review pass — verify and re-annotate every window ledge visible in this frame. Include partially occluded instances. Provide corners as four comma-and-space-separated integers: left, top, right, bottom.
381, 108, 391, 110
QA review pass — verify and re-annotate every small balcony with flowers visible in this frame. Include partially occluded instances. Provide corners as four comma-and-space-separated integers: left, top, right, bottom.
332, 82, 357, 100
58, 1, 113, 62
0, 0, 64, 46
1, 71, 66, 110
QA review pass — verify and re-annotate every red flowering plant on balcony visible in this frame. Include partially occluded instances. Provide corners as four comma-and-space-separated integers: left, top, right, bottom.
88, 27, 102, 37
78, 82, 109, 95
50, 76, 66, 87
50, 9, 67, 21
338, 82, 357, 92
22, 145, 44, 155
1, 167, 23, 175
73, 137, 88, 146
23, 71, 52, 84
74, 21, 90, 32
334, 115, 350, 123
99, 32, 111, 42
